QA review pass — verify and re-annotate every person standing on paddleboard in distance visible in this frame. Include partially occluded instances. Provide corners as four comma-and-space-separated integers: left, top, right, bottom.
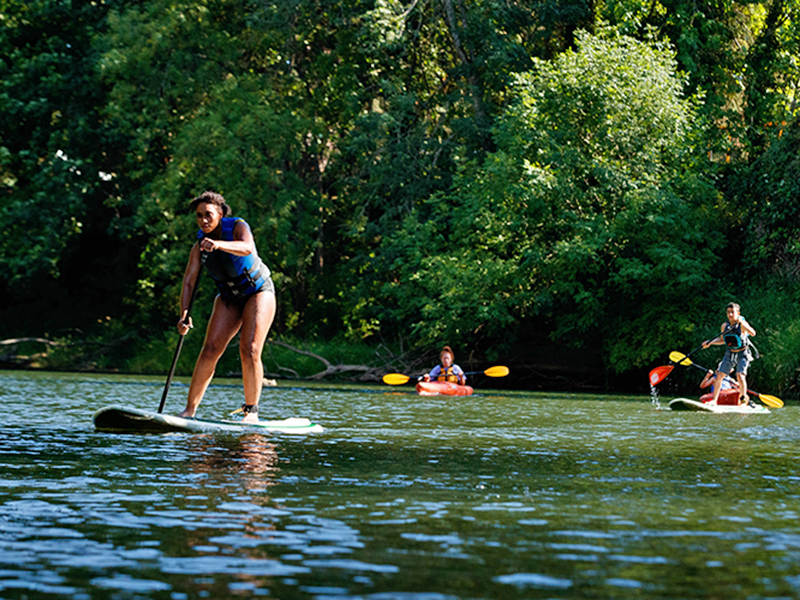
422, 346, 467, 386
702, 303, 757, 407
177, 191, 276, 423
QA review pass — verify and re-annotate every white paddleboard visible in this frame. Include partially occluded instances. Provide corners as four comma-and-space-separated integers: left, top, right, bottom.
93, 404, 324, 434
668, 398, 770, 414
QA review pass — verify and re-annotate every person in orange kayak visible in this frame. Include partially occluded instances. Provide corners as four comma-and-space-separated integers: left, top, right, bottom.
176, 191, 276, 423
422, 346, 466, 385
702, 302, 757, 407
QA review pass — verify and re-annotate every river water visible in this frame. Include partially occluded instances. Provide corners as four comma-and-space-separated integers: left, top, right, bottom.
1, 370, 799, 599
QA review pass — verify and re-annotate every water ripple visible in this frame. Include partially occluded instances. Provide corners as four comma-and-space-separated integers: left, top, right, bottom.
1, 371, 799, 599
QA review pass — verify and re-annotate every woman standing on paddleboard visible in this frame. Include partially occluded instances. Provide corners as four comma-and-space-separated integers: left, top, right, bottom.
177, 191, 276, 423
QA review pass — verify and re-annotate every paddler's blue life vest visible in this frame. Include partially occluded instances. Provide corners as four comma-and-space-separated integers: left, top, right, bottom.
198, 217, 271, 300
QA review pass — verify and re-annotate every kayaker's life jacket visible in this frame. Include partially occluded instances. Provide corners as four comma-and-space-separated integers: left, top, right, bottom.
198, 217, 271, 300
432, 365, 461, 383
722, 322, 748, 352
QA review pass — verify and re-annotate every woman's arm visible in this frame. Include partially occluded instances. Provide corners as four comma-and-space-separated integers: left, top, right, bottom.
199, 220, 256, 256
177, 244, 202, 333
424, 365, 441, 382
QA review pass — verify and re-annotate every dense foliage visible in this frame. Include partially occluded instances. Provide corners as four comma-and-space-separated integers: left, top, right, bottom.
2, 0, 799, 395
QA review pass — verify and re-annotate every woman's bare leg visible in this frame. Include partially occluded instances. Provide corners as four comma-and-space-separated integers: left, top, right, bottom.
179, 297, 242, 417
239, 291, 276, 422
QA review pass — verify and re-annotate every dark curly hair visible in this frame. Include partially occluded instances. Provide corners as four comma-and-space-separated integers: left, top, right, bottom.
189, 190, 231, 217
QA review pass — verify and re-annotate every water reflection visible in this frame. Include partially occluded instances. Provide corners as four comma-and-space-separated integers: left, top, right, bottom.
186, 433, 282, 479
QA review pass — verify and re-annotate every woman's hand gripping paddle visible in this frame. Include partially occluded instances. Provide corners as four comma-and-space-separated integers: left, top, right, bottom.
158, 251, 206, 414
669, 350, 784, 408
382, 365, 509, 385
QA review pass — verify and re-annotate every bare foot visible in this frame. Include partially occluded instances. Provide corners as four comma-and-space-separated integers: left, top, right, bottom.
178, 409, 196, 418
242, 412, 259, 424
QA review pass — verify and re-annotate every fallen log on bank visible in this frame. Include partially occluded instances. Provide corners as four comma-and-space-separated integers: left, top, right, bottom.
264, 339, 373, 380
253, 340, 435, 383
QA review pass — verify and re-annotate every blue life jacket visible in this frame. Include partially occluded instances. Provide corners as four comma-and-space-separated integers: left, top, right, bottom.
198, 217, 271, 300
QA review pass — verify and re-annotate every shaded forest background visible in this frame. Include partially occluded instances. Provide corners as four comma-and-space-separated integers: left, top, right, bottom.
2, 0, 800, 396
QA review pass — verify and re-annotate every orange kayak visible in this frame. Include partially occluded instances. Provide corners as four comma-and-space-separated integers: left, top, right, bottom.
415, 381, 474, 396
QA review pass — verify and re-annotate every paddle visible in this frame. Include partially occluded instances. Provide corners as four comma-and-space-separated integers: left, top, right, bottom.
382, 365, 509, 385
669, 350, 784, 408
157, 251, 207, 414
648, 365, 675, 387
648, 331, 726, 386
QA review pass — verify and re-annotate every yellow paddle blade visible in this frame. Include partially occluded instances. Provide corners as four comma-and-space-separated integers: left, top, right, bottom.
758, 393, 784, 408
382, 373, 411, 385
484, 365, 510, 377
669, 351, 693, 366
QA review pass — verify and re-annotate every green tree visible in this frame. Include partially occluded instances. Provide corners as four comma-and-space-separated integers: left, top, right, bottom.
0, 0, 136, 336
97, 0, 550, 340
368, 31, 724, 372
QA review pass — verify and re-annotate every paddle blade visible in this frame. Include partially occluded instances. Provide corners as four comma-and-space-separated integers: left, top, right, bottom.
383, 373, 411, 385
484, 366, 510, 378
757, 393, 784, 408
649, 365, 673, 386
669, 351, 693, 366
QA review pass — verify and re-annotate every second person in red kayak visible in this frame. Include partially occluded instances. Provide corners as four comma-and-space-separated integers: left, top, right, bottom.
422, 346, 467, 386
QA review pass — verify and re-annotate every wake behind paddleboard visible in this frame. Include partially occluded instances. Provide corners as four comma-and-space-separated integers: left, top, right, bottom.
93, 404, 324, 434
668, 398, 770, 414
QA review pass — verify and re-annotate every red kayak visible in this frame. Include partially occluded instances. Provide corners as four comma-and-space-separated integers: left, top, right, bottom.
415, 381, 474, 396
699, 388, 741, 406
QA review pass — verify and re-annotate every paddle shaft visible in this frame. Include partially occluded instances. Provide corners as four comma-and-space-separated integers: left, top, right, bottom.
462, 369, 490, 376
158, 251, 206, 414
684, 330, 725, 363
650, 331, 727, 386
